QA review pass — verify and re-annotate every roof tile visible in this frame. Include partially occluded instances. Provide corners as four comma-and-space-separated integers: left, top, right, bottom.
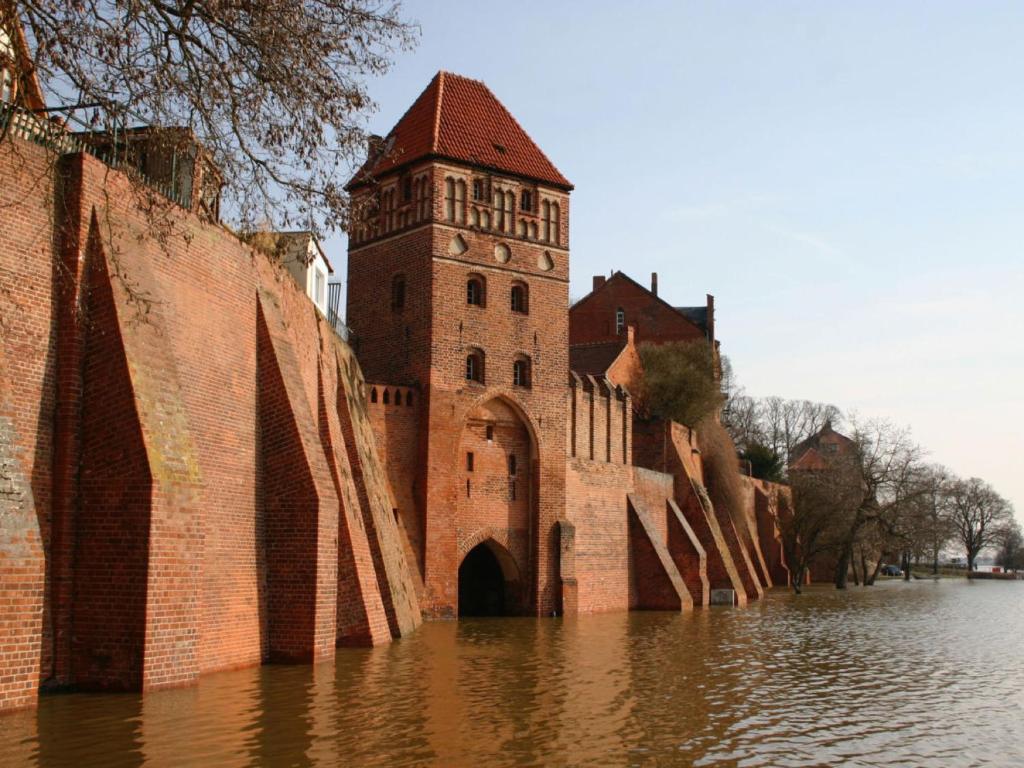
349, 72, 571, 189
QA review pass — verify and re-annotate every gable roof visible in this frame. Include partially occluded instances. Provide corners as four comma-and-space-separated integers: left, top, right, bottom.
347, 71, 572, 191
789, 422, 856, 469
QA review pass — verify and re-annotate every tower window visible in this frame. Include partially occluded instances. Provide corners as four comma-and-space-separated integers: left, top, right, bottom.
616, 308, 625, 335
382, 389, 390, 405
455, 180, 466, 224
511, 282, 528, 314
391, 274, 406, 311
445, 178, 455, 222
504, 191, 515, 234
542, 200, 551, 242
513, 356, 532, 388
508, 454, 517, 476
472, 178, 486, 201
486, 425, 494, 441
467, 276, 485, 306
466, 349, 485, 383
467, 452, 475, 472
402, 174, 413, 202
520, 190, 533, 212
370, 387, 378, 404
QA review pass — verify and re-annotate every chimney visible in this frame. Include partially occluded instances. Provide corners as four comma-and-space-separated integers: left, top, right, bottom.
651, 272, 658, 296
366, 134, 385, 164
626, 325, 635, 346
706, 294, 715, 343
592, 275, 606, 292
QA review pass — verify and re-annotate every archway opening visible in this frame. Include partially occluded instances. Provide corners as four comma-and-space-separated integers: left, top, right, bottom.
459, 543, 508, 617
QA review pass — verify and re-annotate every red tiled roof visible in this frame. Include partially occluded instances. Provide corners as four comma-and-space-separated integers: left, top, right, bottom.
348, 71, 572, 190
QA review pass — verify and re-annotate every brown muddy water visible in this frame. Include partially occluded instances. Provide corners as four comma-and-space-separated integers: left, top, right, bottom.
2, 580, 1022, 767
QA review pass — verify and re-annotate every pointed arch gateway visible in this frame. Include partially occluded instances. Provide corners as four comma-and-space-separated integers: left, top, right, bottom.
456, 396, 538, 616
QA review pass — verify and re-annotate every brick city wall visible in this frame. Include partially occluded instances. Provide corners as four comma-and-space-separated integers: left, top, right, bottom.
0, 137, 419, 712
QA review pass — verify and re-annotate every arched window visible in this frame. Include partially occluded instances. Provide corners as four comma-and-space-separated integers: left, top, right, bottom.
472, 178, 486, 201
513, 356, 532, 388
415, 177, 429, 221
370, 387, 378, 404
481, 210, 491, 229
616, 308, 625, 334
455, 180, 466, 224
382, 389, 390, 405
406, 391, 414, 407
391, 274, 406, 311
511, 282, 528, 314
401, 175, 413, 202
467, 275, 485, 307
471, 208, 480, 227
520, 189, 533, 212
445, 178, 456, 221
551, 202, 561, 245
394, 390, 403, 406
494, 190, 505, 231
542, 200, 551, 242
529, 222, 538, 239
517, 220, 527, 237
504, 191, 515, 234
466, 349, 485, 383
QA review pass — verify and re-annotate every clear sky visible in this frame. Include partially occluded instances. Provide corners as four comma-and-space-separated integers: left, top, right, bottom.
325, 0, 1023, 520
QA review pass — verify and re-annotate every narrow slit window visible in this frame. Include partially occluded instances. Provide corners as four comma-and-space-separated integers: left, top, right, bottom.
466, 452, 475, 472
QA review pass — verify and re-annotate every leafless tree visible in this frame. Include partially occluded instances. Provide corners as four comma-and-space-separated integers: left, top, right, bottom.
898, 465, 956, 577
722, 394, 842, 461
946, 477, 1014, 572
6, 0, 417, 232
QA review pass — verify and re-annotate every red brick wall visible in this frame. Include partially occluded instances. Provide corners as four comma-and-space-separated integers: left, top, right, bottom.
0, 141, 56, 703
567, 376, 630, 464
72, 243, 151, 690
366, 385, 424, 580
565, 459, 631, 613
0, 137, 419, 711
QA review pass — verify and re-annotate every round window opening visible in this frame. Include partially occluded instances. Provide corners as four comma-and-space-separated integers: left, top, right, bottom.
495, 243, 511, 264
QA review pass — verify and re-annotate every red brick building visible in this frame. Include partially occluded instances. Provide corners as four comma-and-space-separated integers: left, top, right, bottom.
570, 271, 715, 348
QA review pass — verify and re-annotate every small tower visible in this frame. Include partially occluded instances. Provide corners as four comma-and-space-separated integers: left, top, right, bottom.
346, 72, 572, 617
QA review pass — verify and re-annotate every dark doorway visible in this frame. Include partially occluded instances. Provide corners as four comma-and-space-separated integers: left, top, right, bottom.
458, 543, 506, 617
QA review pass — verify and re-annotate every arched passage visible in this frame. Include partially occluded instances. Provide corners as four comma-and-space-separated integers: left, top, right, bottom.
458, 539, 521, 617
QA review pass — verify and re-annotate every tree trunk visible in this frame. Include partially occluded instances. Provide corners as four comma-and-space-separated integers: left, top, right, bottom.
851, 555, 861, 586
835, 545, 851, 590
792, 564, 805, 594
903, 550, 911, 581
868, 556, 883, 585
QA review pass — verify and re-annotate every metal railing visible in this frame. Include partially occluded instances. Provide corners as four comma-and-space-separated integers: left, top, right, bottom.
0, 100, 193, 209
326, 281, 350, 340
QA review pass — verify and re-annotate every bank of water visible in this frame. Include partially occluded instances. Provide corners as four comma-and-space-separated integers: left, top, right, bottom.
2, 580, 1022, 767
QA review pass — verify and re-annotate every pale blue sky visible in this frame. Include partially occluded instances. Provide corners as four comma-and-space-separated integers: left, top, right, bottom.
326, 1, 1023, 518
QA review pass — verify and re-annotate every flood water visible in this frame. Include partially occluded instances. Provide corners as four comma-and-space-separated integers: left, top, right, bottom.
2, 580, 1022, 767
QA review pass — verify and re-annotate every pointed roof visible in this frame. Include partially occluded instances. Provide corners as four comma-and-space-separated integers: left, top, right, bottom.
347, 71, 572, 190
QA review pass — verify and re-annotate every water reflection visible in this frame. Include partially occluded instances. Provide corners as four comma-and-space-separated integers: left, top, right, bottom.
2, 581, 1022, 767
